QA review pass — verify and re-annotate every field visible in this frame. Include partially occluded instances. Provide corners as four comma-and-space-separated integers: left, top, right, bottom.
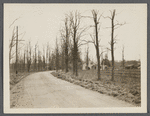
78, 69, 140, 88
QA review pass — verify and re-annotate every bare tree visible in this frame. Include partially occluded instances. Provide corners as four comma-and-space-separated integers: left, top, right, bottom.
9, 25, 25, 74
46, 43, 49, 70
122, 45, 125, 69
81, 10, 103, 80
42, 45, 46, 71
38, 46, 40, 71
103, 9, 125, 81
34, 43, 38, 71
48, 49, 51, 70
23, 49, 26, 71
26, 41, 32, 72
50, 51, 55, 70
55, 38, 59, 72
9, 27, 16, 64
68, 11, 88, 76
86, 44, 89, 70
60, 16, 72, 72
69, 11, 80, 76
60, 39, 65, 71
91, 10, 102, 80
64, 17, 70, 73
15, 26, 19, 74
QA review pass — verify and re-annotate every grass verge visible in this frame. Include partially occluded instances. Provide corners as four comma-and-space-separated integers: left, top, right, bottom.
10, 72, 33, 90
51, 70, 141, 107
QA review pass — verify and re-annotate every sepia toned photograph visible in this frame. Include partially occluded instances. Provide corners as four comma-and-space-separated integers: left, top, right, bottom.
4, 4, 147, 113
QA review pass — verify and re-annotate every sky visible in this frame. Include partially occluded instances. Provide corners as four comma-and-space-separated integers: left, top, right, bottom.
5, 4, 147, 63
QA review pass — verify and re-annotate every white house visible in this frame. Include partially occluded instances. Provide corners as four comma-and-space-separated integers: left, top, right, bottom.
101, 65, 108, 70
82, 60, 95, 70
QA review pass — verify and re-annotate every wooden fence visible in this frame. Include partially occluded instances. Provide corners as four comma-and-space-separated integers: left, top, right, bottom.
101, 69, 140, 78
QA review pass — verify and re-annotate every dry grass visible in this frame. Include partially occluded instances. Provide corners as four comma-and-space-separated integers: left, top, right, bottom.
52, 69, 141, 106
9, 72, 33, 90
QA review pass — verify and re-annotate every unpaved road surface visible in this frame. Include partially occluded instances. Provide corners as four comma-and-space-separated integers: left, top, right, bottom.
10, 71, 135, 108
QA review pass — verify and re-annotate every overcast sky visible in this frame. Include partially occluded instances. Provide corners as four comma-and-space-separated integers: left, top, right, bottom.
5, 4, 146, 62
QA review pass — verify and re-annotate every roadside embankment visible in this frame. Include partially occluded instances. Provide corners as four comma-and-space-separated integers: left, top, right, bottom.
51, 70, 141, 107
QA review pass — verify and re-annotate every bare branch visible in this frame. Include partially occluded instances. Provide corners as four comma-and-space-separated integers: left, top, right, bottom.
80, 39, 95, 44
9, 17, 21, 28
90, 33, 95, 44
81, 16, 93, 19
114, 35, 118, 39
13, 32, 25, 39
115, 10, 124, 16
109, 10, 113, 17
113, 41, 117, 44
103, 16, 112, 20
103, 26, 112, 29
105, 47, 111, 51
19, 31, 26, 40
98, 22, 102, 32
100, 50, 107, 56
98, 12, 104, 22
77, 26, 90, 38
114, 22, 126, 27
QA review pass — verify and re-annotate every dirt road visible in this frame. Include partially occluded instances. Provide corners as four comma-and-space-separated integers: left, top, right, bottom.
10, 71, 135, 108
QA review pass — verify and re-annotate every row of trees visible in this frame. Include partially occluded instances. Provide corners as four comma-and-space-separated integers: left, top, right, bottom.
9, 9, 125, 81
54, 9, 125, 81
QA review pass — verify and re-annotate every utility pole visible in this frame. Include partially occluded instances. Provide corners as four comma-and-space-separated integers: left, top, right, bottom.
14, 26, 25, 74
15, 26, 18, 74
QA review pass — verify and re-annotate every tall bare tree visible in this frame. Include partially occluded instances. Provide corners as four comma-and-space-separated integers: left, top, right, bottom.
68, 11, 88, 76
69, 11, 80, 76
91, 10, 102, 80
60, 16, 71, 72
64, 17, 70, 73
104, 9, 125, 81
81, 10, 103, 79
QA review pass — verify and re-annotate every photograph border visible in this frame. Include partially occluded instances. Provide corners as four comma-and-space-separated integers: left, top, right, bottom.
1, 0, 149, 115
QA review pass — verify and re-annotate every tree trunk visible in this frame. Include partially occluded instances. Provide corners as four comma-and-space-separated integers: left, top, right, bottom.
95, 18, 101, 80
73, 31, 76, 75
65, 39, 69, 73
15, 26, 18, 74
24, 51, 25, 72
75, 43, 78, 76
35, 45, 37, 71
111, 10, 115, 81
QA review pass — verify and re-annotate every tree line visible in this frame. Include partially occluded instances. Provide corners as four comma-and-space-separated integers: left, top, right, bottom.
9, 9, 125, 81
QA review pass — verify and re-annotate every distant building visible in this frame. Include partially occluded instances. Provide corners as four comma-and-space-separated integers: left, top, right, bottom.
101, 57, 111, 70
82, 60, 95, 70
125, 64, 134, 69
125, 63, 140, 69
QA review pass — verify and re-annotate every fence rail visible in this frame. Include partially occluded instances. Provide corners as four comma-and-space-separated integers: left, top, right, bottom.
100, 69, 141, 78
